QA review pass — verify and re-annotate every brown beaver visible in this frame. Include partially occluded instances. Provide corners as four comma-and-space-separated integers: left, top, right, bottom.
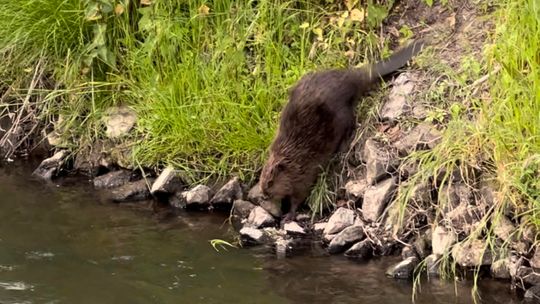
259, 39, 425, 222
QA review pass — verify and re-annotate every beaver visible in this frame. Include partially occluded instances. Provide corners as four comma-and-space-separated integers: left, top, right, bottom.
259, 39, 426, 222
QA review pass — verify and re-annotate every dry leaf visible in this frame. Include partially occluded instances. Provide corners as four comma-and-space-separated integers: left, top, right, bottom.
446, 13, 456, 28
140, 0, 152, 6
344, 50, 355, 59
114, 4, 124, 16
350, 8, 364, 22
198, 4, 210, 15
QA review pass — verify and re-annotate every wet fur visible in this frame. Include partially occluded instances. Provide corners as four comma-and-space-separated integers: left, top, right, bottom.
260, 40, 426, 222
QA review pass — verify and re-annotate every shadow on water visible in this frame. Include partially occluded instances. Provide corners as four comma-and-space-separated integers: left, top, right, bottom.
0, 162, 521, 304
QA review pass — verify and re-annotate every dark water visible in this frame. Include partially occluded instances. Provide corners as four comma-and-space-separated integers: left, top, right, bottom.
0, 162, 521, 304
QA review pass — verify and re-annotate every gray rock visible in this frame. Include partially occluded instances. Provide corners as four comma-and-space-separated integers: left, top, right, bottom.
345, 179, 368, 200
432, 226, 457, 255
103, 106, 137, 138
232, 200, 256, 219
523, 269, 540, 286
362, 177, 397, 222
328, 225, 365, 254
150, 166, 184, 195
380, 73, 415, 120
295, 213, 310, 222
425, 254, 441, 276
94, 170, 133, 189
210, 177, 243, 209
394, 123, 441, 156
452, 239, 492, 267
524, 285, 540, 301
491, 258, 511, 279
407, 181, 432, 205
363, 139, 398, 184
439, 183, 473, 212
239, 227, 268, 246
413, 233, 430, 259
169, 192, 186, 209
110, 179, 153, 202
401, 246, 417, 260
32, 150, 69, 180
314, 222, 327, 233
493, 216, 516, 241
246, 206, 275, 228
444, 202, 480, 234
284, 221, 306, 235
344, 239, 372, 259
274, 236, 294, 258
247, 183, 282, 217
181, 185, 213, 208
323, 207, 356, 235
323, 233, 337, 243
531, 247, 540, 269
386, 256, 418, 279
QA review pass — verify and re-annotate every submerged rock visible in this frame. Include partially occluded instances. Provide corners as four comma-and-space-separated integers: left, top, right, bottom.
150, 166, 184, 196
328, 225, 365, 254
94, 170, 134, 189
246, 206, 275, 228
323, 207, 356, 235
32, 150, 69, 180
491, 258, 511, 279
283, 221, 306, 235
425, 254, 441, 276
380, 73, 415, 121
344, 239, 372, 260
232, 200, 256, 219
179, 185, 213, 209
386, 256, 418, 279
524, 285, 540, 301
362, 177, 397, 222
239, 227, 268, 246
110, 179, 153, 202
103, 106, 137, 138
431, 226, 457, 256
363, 139, 398, 185
452, 239, 492, 267
210, 177, 243, 210
247, 183, 282, 217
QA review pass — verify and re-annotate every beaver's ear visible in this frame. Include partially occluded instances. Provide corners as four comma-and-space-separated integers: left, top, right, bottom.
275, 161, 286, 173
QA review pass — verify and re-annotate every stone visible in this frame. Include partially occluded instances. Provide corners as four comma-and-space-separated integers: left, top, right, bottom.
452, 239, 492, 267
491, 258, 511, 279
531, 247, 540, 269
407, 181, 432, 205
94, 170, 134, 189
232, 200, 256, 219
394, 123, 441, 156
103, 106, 137, 138
363, 139, 398, 185
328, 225, 365, 254
169, 192, 186, 209
385, 256, 418, 279
413, 233, 430, 259
181, 185, 213, 209
314, 222, 327, 233
210, 177, 243, 210
323, 207, 356, 235
401, 246, 417, 260
150, 166, 184, 195
438, 183, 473, 212
523, 270, 540, 286
493, 216, 516, 241
110, 179, 153, 202
425, 254, 441, 276
284, 221, 306, 235
444, 202, 479, 234
380, 73, 415, 121
295, 213, 310, 222
323, 233, 337, 243
239, 227, 268, 246
362, 177, 397, 222
432, 226, 457, 255
524, 285, 540, 301
344, 179, 368, 200
32, 150, 69, 180
274, 236, 294, 258
247, 183, 282, 217
344, 239, 372, 259
246, 206, 275, 228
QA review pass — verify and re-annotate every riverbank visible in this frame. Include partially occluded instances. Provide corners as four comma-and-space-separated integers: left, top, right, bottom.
1, 0, 539, 301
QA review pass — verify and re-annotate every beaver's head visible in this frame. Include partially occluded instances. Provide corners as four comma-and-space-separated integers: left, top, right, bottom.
259, 153, 293, 201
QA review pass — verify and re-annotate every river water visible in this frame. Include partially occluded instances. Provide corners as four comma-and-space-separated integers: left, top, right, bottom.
0, 162, 521, 304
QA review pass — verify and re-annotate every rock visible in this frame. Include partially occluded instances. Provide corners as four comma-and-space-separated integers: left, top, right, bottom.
32, 150, 69, 180
425, 254, 441, 275
232, 200, 256, 219
406, 181, 432, 205
344, 179, 368, 200
284, 221, 306, 235
246, 206, 275, 228
508, 256, 524, 278
328, 225, 365, 254
452, 239, 492, 267
531, 247, 540, 269
323, 207, 356, 235
493, 216, 516, 241
247, 183, 282, 217
103, 106, 137, 138
314, 222, 327, 233
239, 227, 268, 246
401, 246, 417, 260
432, 226, 457, 255
413, 233, 430, 259
110, 179, 153, 202
94, 170, 134, 189
323, 233, 337, 243
344, 239, 372, 259
491, 258, 511, 279
363, 139, 398, 184
439, 183, 473, 212
380, 73, 415, 120
296, 213, 310, 222
524, 285, 540, 300
523, 269, 540, 286
386, 256, 418, 279
362, 177, 397, 222
180, 185, 213, 209
393, 123, 441, 156
169, 192, 186, 209
210, 177, 243, 210
150, 166, 184, 195
398, 160, 419, 179
444, 202, 479, 234
274, 236, 294, 258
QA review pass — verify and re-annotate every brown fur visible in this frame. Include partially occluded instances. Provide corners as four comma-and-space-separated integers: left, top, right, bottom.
259, 40, 426, 222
